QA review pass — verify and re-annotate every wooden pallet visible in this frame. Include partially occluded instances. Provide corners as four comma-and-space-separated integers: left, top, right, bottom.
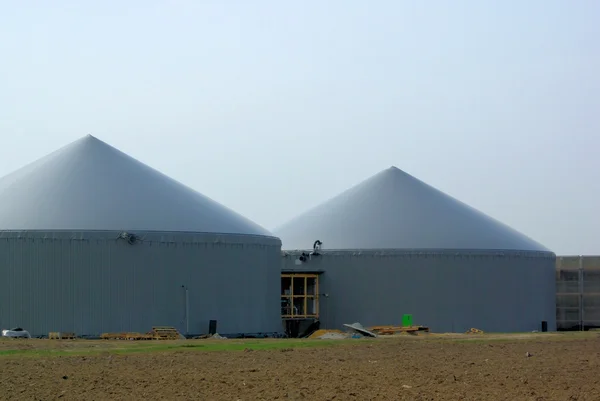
150, 326, 182, 340
369, 325, 430, 335
49, 332, 76, 340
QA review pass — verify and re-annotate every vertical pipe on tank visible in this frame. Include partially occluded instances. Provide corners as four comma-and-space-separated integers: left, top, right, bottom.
185, 287, 190, 335
182, 285, 189, 336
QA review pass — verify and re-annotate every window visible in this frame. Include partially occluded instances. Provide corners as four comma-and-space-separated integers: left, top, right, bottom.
281, 274, 319, 319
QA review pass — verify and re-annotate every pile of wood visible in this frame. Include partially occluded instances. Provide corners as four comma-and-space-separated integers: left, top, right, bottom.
100, 332, 153, 340
48, 332, 76, 340
150, 326, 182, 340
368, 325, 430, 335
101, 326, 183, 340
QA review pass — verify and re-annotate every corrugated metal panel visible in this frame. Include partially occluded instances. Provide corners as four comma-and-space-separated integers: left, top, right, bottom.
274, 166, 551, 252
0, 231, 282, 337
0, 135, 275, 238
282, 250, 556, 333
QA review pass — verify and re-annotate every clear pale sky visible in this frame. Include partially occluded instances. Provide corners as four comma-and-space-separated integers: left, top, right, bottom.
0, 1, 598, 255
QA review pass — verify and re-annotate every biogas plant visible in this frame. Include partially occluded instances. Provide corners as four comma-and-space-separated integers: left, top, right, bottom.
0, 135, 281, 338
275, 166, 556, 336
0, 136, 557, 338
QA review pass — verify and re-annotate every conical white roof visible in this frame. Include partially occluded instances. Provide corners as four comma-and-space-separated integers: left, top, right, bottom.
0, 135, 274, 237
274, 166, 550, 252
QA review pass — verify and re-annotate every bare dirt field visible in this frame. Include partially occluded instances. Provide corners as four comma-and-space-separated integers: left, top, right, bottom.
1, 332, 599, 400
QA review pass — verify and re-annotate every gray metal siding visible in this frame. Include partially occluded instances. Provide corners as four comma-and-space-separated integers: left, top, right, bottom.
0, 231, 282, 337
282, 251, 556, 333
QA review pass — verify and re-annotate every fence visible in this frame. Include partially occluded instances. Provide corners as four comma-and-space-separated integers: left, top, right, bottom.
556, 256, 600, 330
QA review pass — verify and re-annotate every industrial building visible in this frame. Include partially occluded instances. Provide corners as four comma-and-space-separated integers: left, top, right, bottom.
275, 166, 556, 334
0, 135, 282, 337
556, 255, 600, 330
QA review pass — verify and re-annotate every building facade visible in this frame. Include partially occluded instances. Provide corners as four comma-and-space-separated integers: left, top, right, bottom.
556, 255, 600, 330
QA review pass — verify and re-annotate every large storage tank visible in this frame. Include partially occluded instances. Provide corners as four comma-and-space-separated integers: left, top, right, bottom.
0, 135, 282, 337
275, 166, 556, 333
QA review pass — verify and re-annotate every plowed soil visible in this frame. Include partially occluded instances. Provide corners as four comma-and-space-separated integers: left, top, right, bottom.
1, 333, 599, 400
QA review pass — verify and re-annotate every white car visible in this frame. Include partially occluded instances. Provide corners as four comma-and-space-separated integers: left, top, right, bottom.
1, 328, 31, 338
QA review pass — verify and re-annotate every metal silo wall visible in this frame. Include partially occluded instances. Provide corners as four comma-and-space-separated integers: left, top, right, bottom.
0, 231, 282, 337
282, 250, 556, 333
